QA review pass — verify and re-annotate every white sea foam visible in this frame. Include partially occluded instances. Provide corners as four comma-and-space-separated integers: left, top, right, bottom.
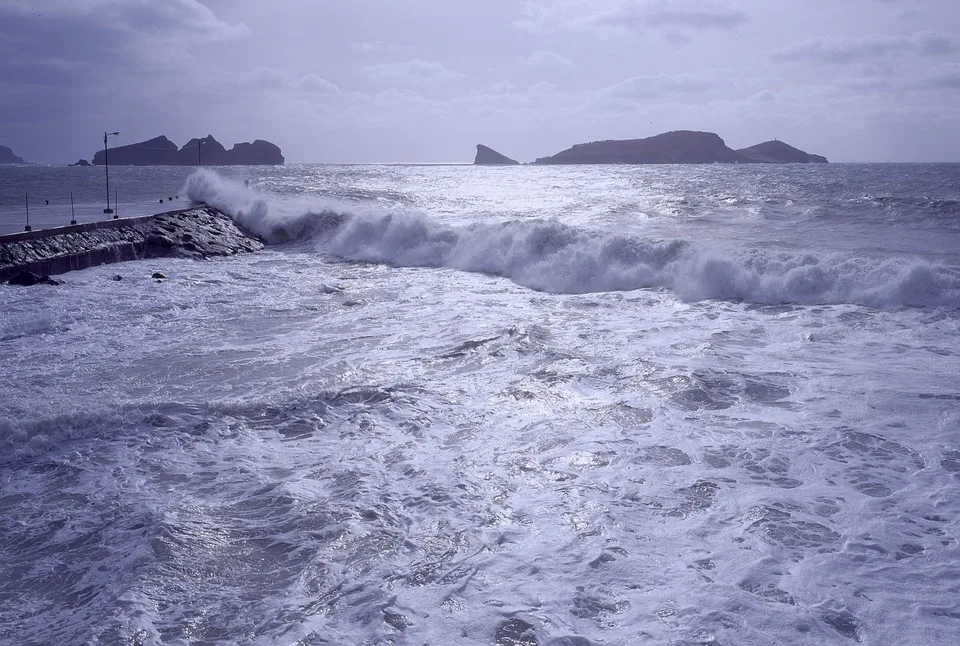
4, 162, 960, 644
186, 169, 960, 309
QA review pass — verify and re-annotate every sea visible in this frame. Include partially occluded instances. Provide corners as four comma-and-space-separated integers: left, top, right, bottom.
1, 162, 959, 645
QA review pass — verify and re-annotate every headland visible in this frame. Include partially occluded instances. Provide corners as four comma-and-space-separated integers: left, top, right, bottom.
0, 145, 26, 164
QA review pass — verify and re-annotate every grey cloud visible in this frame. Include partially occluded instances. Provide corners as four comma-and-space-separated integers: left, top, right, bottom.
603, 73, 718, 99
0, 0, 249, 84
251, 67, 341, 95
774, 30, 957, 65
362, 89, 454, 118
5, 0, 248, 43
619, 1, 748, 30
583, 72, 725, 115
749, 90, 777, 103
521, 50, 575, 67
515, 0, 748, 34
349, 42, 376, 54
362, 59, 464, 86
922, 64, 960, 90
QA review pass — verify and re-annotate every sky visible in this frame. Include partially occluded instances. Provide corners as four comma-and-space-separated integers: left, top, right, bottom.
1, 0, 959, 164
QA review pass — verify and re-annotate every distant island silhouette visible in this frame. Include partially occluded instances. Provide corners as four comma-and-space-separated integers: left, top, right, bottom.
92, 135, 284, 166
735, 139, 828, 164
474, 144, 519, 165
476, 131, 828, 165
0, 144, 26, 164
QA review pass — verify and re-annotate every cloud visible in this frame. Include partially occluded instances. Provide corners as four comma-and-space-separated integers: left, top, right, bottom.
521, 50, 574, 67
515, 0, 748, 35
921, 64, 960, 90
774, 30, 957, 65
349, 41, 376, 54
601, 72, 718, 99
4, 0, 249, 43
749, 90, 777, 103
362, 59, 464, 85
348, 41, 409, 56
359, 89, 454, 118
251, 67, 341, 95
0, 0, 249, 84
605, 0, 748, 31
487, 81, 517, 94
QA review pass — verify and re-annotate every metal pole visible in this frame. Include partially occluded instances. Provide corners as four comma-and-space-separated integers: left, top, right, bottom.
198, 138, 202, 166
25, 193, 31, 231
103, 132, 112, 214
114, 189, 119, 219
70, 192, 76, 225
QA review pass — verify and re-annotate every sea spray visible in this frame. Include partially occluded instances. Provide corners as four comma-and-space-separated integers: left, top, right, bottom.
185, 169, 960, 309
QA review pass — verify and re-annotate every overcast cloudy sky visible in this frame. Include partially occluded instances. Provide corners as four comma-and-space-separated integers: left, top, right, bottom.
2, 0, 958, 163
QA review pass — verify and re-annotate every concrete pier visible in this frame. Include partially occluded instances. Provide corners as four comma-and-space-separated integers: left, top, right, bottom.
0, 206, 263, 283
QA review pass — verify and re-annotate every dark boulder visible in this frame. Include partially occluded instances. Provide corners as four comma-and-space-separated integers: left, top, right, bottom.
495, 618, 538, 645
70, 159, 92, 167
144, 233, 176, 257
8, 270, 62, 286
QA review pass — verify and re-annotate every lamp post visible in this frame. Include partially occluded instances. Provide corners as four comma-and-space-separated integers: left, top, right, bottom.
198, 137, 203, 166
103, 131, 119, 214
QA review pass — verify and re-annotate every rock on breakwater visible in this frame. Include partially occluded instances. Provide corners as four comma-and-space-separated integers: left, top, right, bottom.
0, 206, 263, 283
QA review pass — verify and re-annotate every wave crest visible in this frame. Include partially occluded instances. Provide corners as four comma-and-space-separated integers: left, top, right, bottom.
185, 170, 960, 309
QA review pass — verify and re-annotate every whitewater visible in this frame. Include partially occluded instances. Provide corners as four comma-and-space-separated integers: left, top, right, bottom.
1, 163, 959, 645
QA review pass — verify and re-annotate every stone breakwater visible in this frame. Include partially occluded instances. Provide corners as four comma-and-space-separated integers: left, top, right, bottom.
0, 206, 263, 283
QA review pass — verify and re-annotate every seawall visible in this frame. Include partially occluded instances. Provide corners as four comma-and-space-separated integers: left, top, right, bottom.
0, 206, 263, 283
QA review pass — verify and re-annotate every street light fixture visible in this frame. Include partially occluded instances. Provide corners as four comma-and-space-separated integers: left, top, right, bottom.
103, 131, 119, 214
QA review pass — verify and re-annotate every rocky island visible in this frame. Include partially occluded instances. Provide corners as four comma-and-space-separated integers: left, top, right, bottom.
474, 144, 520, 165
0, 144, 26, 164
736, 140, 828, 164
534, 131, 745, 165
92, 135, 284, 166
527, 130, 828, 165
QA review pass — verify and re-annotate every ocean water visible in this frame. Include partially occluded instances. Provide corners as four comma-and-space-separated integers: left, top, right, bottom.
1, 163, 959, 645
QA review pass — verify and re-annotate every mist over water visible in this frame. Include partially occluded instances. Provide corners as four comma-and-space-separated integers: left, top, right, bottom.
2, 163, 959, 644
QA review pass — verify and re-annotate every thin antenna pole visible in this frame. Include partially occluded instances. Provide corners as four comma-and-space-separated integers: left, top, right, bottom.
25, 193, 31, 231
70, 192, 76, 225
104, 132, 111, 214
114, 189, 119, 219
103, 131, 118, 214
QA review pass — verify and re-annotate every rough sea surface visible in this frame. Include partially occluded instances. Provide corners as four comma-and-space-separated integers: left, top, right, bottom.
1, 163, 959, 645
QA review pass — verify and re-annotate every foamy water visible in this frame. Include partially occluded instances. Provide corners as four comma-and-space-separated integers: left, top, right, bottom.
1, 164, 959, 644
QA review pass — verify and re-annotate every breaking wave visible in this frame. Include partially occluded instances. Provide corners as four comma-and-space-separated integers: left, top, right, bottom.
186, 170, 960, 309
